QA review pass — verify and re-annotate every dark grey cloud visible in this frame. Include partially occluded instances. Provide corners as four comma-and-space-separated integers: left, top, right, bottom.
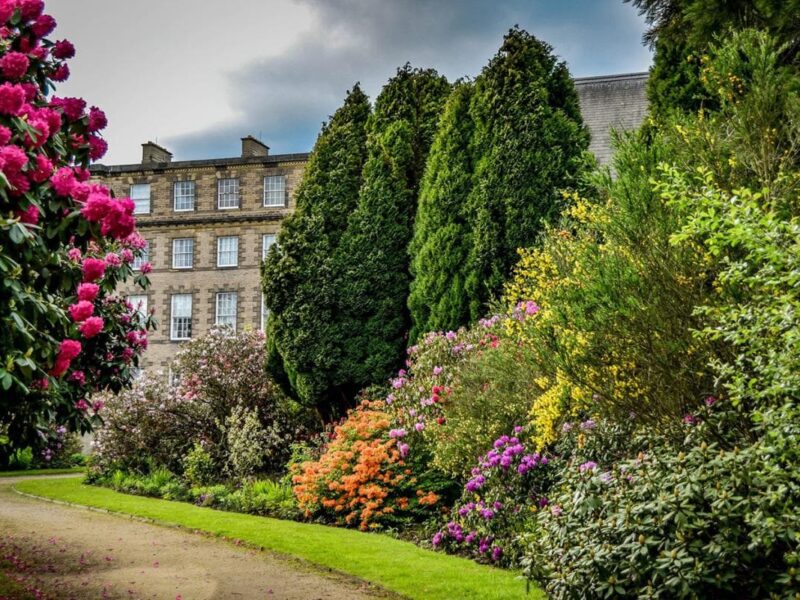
166, 0, 651, 159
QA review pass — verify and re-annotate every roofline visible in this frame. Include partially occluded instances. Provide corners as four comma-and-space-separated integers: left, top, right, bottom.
574, 72, 649, 85
91, 152, 310, 174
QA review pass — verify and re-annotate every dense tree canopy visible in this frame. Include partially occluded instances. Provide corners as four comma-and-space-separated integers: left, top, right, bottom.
262, 86, 370, 413
625, 0, 800, 116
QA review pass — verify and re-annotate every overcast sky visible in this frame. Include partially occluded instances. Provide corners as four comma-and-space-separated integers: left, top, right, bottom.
47, 0, 652, 165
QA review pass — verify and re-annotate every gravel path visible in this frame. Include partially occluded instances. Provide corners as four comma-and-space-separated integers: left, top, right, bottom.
0, 476, 386, 600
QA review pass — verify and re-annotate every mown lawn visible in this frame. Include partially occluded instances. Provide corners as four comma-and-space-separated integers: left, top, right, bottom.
15, 477, 539, 600
0, 467, 85, 478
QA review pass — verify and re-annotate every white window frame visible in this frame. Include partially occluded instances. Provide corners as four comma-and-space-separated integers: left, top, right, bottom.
172, 238, 194, 269
132, 240, 149, 271
173, 180, 195, 212
130, 183, 151, 215
262, 233, 277, 260
217, 236, 239, 268
127, 294, 148, 319
217, 177, 239, 209
170, 294, 192, 341
261, 293, 269, 332
263, 175, 286, 207
215, 292, 238, 330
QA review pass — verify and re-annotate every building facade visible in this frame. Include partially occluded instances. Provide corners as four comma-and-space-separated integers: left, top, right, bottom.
92, 137, 308, 369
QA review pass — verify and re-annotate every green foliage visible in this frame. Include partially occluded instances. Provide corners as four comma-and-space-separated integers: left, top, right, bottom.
625, 0, 800, 117
224, 405, 270, 481
332, 65, 451, 411
263, 85, 370, 413
526, 404, 800, 599
463, 28, 589, 319
408, 83, 476, 340
432, 340, 541, 479
182, 443, 216, 487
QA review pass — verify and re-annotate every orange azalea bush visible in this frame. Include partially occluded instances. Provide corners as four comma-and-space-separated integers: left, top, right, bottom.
292, 399, 452, 530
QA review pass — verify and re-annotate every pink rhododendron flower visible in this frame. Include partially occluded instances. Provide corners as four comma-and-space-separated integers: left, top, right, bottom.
31, 13, 56, 37
139, 262, 152, 274
68, 300, 94, 322
50, 166, 77, 196
29, 153, 53, 182
0, 52, 30, 80
104, 252, 121, 267
0, 1, 14, 23
80, 191, 110, 221
57, 339, 81, 361
52, 39, 75, 59
74, 399, 90, 411
88, 135, 107, 160
68, 370, 85, 385
67, 247, 81, 262
21, 0, 45, 21
50, 96, 85, 121
0, 144, 28, 174
0, 83, 25, 116
0, 125, 10, 145
15, 204, 39, 224
92, 400, 105, 413
77, 283, 99, 302
120, 248, 134, 263
50, 63, 69, 82
78, 316, 104, 338
87, 106, 107, 132
81, 257, 106, 282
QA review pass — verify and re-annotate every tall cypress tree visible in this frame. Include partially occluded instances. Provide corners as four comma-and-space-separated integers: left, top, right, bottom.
407, 82, 476, 340
262, 85, 370, 414
332, 66, 451, 403
464, 28, 589, 319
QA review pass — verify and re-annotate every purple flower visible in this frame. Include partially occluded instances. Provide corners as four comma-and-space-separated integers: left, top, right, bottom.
538, 496, 549, 508
579, 461, 598, 473
513, 425, 523, 434
388, 428, 406, 439
580, 419, 596, 430
433, 366, 443, 375
466, 475, 485, 492
550, 504, 563, 517
561, 422, 573, 433
432, 532, 443, 547
683, 414, 697, 425
445, 330, 457, 341
491, 546, 503, 562
398, 442, 410, 458
705, 395, 717, 407
415, 422, 425, 432
480, 508, 495, 520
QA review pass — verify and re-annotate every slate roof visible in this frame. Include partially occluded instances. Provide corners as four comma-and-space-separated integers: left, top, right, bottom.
574, 72, 649, 165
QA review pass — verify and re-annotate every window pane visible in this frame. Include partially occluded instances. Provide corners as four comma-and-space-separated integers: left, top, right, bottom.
170, 294, 192, 340
263, 175, 286, 207
127, 294, 148, 319
173, 180, 195, 211
218, 178, 239, 209
132, 240, 149, 270
215, 292, 237, 330
130, 183, 151, 214
217, 236, 238, 267
172, 238, 194, 269
262, 233, 277, 259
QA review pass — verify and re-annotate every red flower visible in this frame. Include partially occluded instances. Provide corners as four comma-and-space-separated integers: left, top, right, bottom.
81, 258, 106, 282
78, 316, 104, 338
31, 14, 56, 38
52, 40, 75, 59
68, 300, 94, 322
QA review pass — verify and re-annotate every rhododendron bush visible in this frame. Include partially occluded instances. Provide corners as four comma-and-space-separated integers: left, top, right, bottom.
0, 0, 152, 463
91, 328, 314, 478
291, 398, 455, 530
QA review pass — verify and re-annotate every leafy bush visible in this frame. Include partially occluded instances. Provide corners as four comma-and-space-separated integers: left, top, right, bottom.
525, 401, 800, 598
182, 443, 216, 487
92, 329, 316, 480
292, 399, 453, 530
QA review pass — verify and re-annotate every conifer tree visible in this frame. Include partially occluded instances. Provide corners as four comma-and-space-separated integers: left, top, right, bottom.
262, 85, 370, 414
464, 28, 589, 320
332, 66, 451, 404
407, 82, 476, 340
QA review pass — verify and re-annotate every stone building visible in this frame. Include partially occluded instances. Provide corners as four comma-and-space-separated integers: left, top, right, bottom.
91, 136, 308, 370
91, 73, 648, 372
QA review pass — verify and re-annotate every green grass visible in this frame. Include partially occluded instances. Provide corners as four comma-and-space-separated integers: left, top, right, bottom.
0, 569, 38, 600
0, 467, 85, 478
15, 477, 539, 600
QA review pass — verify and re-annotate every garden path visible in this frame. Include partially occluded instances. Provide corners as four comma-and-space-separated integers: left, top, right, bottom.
0, 475, 384, 600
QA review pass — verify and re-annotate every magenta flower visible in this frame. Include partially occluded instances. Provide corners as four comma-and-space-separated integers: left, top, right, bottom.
579, 461, 598, 473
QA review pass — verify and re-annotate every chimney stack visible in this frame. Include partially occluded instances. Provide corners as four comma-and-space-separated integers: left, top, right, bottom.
142, 141, 172, 164
241, 135, 269, 158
